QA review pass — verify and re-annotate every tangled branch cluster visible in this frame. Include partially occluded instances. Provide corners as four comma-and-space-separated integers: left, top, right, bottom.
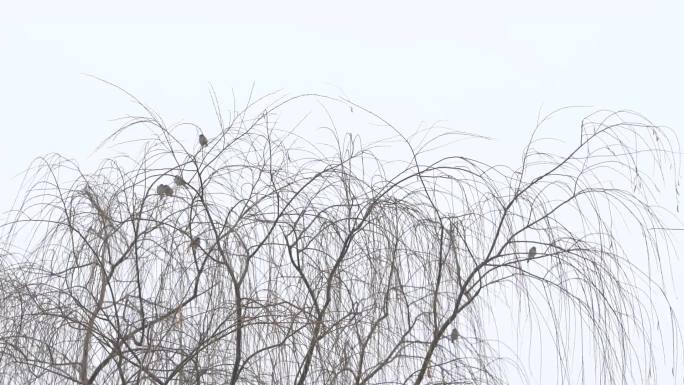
0, 90, 681, 385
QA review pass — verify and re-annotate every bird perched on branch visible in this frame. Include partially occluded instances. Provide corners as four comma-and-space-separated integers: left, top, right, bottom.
156, 184, 174, 197
450, 327, 459, 342
199, 134, 208, 147
190, 236, 201, 252
174, 175, 187, 187
527, 246, 536, 263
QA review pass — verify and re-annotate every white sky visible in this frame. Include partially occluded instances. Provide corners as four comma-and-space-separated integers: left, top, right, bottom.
1, 1, 683, 384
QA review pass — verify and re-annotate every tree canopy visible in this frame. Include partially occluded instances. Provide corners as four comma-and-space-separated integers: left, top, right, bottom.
0, 90, 681, 385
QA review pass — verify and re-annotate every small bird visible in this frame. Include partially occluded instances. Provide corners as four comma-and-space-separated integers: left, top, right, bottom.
190, 236, 201, 252
450, 327, 459, 342
174, 308, 184, 328
527, 246, 537, 263
174, 175, 187, 187
199, 134, 208, 147
157, 184, 173, 197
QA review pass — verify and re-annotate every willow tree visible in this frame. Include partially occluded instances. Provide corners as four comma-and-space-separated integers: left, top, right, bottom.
0, 87, 681, 385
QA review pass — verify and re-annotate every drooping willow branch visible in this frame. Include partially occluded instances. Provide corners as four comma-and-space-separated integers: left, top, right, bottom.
0, 89, 681, 385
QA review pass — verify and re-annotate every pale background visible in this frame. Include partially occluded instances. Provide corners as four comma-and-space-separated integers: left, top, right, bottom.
1, 1, 683, 384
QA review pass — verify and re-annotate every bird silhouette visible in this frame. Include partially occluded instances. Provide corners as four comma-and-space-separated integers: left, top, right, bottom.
174, 175, 187, 187
450, 327, 459, 342
157, 184, 173, 197
190, 236, 201, 252
527, 246, 537, 263
199, 134, 208, 147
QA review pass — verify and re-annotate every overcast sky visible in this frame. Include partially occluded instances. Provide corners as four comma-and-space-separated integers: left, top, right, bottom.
1, 1, 683, 384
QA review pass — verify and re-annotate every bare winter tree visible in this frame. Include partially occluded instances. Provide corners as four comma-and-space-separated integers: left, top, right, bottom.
0, 86, 682, 385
